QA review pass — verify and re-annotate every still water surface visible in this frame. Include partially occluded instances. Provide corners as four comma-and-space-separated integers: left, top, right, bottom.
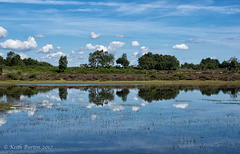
0, 85, 240, 153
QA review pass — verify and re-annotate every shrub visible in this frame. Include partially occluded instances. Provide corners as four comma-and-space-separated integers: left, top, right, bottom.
7, 73, 19, 80
173, 73, 185, 80
29, 73, 37, 79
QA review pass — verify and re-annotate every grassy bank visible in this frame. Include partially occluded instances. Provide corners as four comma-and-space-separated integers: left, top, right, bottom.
1, 80, 240, 86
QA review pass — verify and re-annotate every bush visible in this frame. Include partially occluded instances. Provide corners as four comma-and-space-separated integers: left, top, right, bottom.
7, 73, 19, 80
173, 73, 185, 80
150, 71, 157, 79
29, 73, 37, 79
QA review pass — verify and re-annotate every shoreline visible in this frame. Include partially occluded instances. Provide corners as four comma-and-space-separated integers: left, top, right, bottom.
1, 80, 240, 86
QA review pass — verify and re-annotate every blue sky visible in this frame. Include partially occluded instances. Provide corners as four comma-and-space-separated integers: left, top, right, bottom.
0, 0, 239, 66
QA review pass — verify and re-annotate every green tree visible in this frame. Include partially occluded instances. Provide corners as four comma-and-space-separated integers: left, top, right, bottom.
200, 57, 220, 70
116, 53, 130, 68
59, 56, 68, 72
138, 52, 179, 70
5, 51, 25, 66
0, 56, 5, 65
230, 57, 239, 70
89, 50, 114, 68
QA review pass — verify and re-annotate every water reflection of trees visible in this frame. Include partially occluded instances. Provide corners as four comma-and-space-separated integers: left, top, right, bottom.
116, 89, 130, 102
0, 86, 53, 103
88, 88, 114, 106
59, 88, 68, 100
200, 88, 240, 98
138, 88, 180, 102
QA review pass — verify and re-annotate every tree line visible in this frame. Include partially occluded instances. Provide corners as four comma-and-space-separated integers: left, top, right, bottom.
87, 50, 240, 71
1, 50, 239, 73
0, 51, 52, 67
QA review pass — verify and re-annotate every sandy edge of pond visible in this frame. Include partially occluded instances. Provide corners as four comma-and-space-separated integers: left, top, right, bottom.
1, 80, 240, 86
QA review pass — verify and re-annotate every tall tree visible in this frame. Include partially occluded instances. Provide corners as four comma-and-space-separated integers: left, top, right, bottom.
5, 51, 25, 66
59, 56, 68, 72
89, 50, 114, 67
116, 53, 130, 68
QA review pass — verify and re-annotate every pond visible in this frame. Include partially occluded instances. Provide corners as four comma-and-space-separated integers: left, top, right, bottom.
0, 84, 240, 153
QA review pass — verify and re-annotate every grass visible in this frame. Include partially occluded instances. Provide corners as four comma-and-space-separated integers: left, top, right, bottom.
1, 80, 240, 85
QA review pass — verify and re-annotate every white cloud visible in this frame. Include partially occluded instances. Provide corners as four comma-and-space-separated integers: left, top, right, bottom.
19, 52, 28, 59
38, 44, 54, 53
56, 46, 62, 50
0, 36, 37, 51
132, 46, 149, 58
116, 35, 126, 38
84, 41, 125, 53
34, 34, 46, 38
107, 41, 125, 53
173, 103, 189, 109
0, 27, 8, 39
85, 43, 97, 50
42, 52, 65, 60
131, 41, 140, 46
90, 32, 101, 39
172, 44, 189, 50
140, 46, 148, 55
0, 53, 4, 56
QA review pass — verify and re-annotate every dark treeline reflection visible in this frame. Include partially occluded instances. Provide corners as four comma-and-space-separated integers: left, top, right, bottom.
138, 88, 180, 102
1, 86, 240, 105
0, 86, 53, 103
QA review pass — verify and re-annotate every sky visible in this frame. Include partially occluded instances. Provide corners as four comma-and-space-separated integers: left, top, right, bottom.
0, 0, 240, 66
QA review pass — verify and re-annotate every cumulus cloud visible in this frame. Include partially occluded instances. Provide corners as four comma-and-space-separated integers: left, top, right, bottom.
0, 27, 8, 39
38, 44, 54, 53
107, 41, 125, 53
132, 46, 149, 58
34, 34, 46, 38
131, 41, 140, 46
173, 103, 189, 109
90, 32, 101, 39
85, 43, 98, 50
0, 53, 3, 56
84, 41, 125, 53
0, 36, 37, 51
56, 46, 62, 50
19, 52, 28, 59
42, 52, 65, 60
172, 44, 189, 50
